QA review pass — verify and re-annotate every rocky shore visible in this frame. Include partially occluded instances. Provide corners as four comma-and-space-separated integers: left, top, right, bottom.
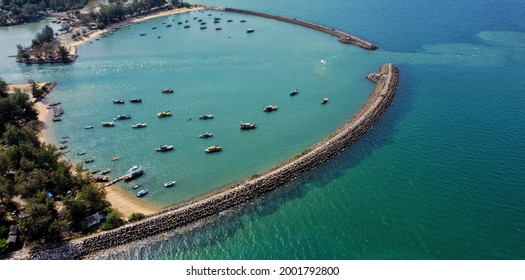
12, 63, 399, 259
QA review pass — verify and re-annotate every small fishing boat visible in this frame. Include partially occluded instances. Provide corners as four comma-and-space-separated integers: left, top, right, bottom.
101, 121, 115, 127
114, 114, 131, 120
321, 97, 329, 104
200, 26, 207, 30
59, 140, 68, 144
199, 114, 214, 120
161, 88, 174, 93
205, 145, 222, 153
137, 189, 148, 197
199, 132, 213, 138
240, 20, 247, 23
52, 117, 61, 122
215, 27, 222, 30
246, 28, 255, 33
290, 89, 299, 96
139, 33, 146, 36
166, 24, 172, 28
49, 102, 61, 106
59, 145, 67, 150
133, 184, 141, 189
113, 99, 125, 104
93, 175, 109, 182
164, 181, 176, 187
152, 26, 157, 29
184, 25, 190, 28
91, 169, 100, 174
111, 157, 119, 161
132, 123, 147, 128
101, 169, 111, 175
263, 105, 278, 112
124, 166, 144, 181
156, 145, 174, 152
129, 98, 142, 103
78, 151, 86, 155
84, 125, 94, 129
84, 157, 94, 163
157, 111, 172, 117
240, 122, 256, 129
178, 22, 182, 25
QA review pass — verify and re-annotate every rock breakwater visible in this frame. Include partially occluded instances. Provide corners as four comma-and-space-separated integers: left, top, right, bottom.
14, 63, 399, 259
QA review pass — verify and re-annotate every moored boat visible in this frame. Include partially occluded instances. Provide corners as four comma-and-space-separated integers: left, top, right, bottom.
164, 181, 176, 187
93, 175, 109, 182
124, 166, 144, 181
113, 99, 125, 104
101, 168, 111, 175
161, 88, 174, 93
199, 114, 214, 120
157, 111, 172, 117
132, 123, 147, 128
101, 121, 115, 127
133, 184, 141, 189
290, 89, 299, 96
137, 189, 148, 197
52, 117, 61, 122
84, 125, 94, 129
77, 151, 86, 155
114, 114, 131, 120
246, 28, 255, 33
240, 122, 256, 129
199, 132, 213, 138
321, 97, 329, 104
129, 98, 142, 103
205, 145, 222, 153
84, 157, 94, 163
156, 145, 174, 152
263, 105, 278, 112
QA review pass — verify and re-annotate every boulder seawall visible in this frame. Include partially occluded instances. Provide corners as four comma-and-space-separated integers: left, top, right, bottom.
17, 63, 398, 259
213, 7, 378, 50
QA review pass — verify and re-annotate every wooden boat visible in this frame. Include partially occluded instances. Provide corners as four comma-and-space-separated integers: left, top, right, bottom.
199, 114, 214, 120
129, 98, 142, 103
205, 145, 222, 153
52, 117, 61, 122
132, 123, 147, 128
240, 122, 256, 129
161, 88, 174, 93
84, 125, 94, 129
133, 184, 141, 189
114, 114, 131, 120
321, 97, 329, 104
113, 99, 125, 104
101, 169, 111, 175
111, 157, 119, 161
290, 89, 298, 96
84, 157, 94, 163
246, 28, 255, 33
156, 145, 174, 152
137, 189, 148, 197
101, 121, 115, 127
200, 26, 207, 30
263, 105, 278, 112
164, 181, 176, 187
157, 111, 172, 117
199, 132, 213, 138
77, 151, 86, 155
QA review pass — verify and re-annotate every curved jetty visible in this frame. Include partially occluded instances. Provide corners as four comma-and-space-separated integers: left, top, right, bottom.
16, 64, 398, 259
211, 7, 378, 50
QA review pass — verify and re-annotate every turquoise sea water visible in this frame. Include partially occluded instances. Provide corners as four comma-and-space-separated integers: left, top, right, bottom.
1, 0, 525, 259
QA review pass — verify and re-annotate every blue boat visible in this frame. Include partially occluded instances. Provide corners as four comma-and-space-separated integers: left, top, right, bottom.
137, 189, 148, 197
124, 166, 144, 181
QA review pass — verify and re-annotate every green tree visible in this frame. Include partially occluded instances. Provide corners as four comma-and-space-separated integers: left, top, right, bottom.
18, 191, 61, 241
0, 78, 7, 98
127, 212, 145, 222
102, 210, 124, 230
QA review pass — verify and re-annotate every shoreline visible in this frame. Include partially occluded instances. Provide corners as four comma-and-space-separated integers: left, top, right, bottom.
103, 185, 158, 218
60, 7, 204, 53
12, 63, 399, 259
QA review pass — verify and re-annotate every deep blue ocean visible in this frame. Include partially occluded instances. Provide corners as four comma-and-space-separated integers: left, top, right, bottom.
1, 0, 524, 259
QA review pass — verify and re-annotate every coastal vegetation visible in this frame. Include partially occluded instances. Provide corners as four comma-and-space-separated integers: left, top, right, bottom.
0, 77, 114, 254
0, 0, 87, 26
16, 25, 75, 64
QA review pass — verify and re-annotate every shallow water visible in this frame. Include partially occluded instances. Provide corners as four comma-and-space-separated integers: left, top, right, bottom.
1, 0, 525, 259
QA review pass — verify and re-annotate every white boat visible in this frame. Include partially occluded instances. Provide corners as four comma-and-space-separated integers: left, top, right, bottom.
164, 181, 176, 187
137, 189, 148, 197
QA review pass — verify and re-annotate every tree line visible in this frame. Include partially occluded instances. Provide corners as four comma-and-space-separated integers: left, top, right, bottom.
16, 25, 72, 64
0, 0, 88, 26
0, 78, 117, 255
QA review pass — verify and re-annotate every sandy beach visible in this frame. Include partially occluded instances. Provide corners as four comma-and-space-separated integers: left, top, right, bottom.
104, 185, 159, 218
61, 6, 204, 52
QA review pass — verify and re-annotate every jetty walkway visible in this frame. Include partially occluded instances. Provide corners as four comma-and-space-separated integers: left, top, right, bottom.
207, 6, 378, 50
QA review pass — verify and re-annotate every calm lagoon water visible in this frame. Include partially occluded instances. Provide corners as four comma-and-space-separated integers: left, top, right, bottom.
1, 0, 524, 259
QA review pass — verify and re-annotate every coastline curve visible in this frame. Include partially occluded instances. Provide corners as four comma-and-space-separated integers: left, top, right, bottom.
15, 63, 399, 259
